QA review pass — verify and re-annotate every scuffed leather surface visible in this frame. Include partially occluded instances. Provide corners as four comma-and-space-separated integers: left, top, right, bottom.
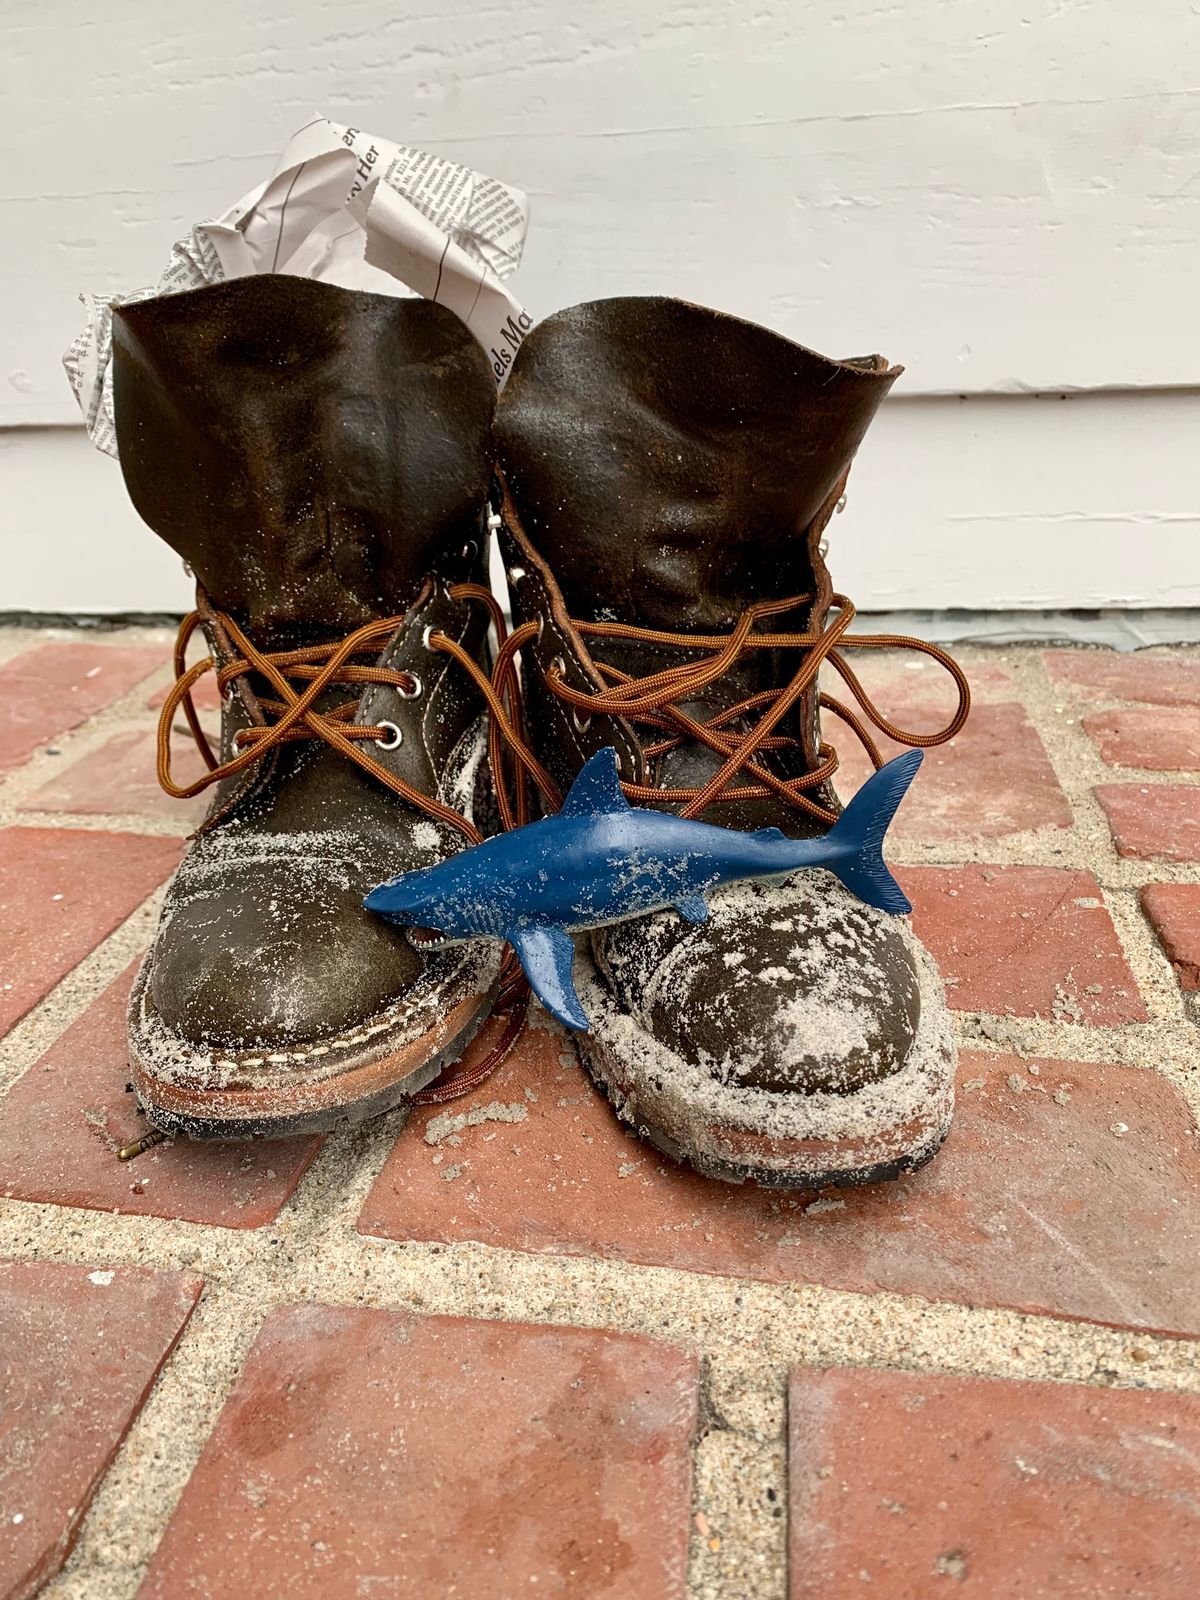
113, 279, 498, 1058
497, 296, 921, 1095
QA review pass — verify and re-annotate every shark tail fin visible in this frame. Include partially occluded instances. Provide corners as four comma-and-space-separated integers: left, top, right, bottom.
824, 750, 922, 915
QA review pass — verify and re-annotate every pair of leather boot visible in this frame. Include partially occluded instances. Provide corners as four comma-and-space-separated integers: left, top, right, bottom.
113, 276, 966, 1188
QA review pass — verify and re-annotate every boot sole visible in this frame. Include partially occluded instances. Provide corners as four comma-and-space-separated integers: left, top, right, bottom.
571, 939, 957, 1191
126, 954, 498, 1142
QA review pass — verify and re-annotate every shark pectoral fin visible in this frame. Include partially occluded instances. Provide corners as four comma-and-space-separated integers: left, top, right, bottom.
507, 926, 590, 1032
557, 748, 631, 819
674, 894, 709, 924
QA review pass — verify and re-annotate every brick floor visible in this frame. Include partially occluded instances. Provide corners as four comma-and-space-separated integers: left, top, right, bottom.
0, 642, 164, 774
1083, 707, 1200, 771
0, 1259, 201, 1600
788, 1366, 1200, 1599
361, 1036, 1200, 1335
1096, 784, 1200, 863
21, 728, 210, 827
0, 960, 321, 1226
0, 632, 1198, 1600
901, 864, 1146, 1023
140, 1306, 698, 1600
1045, 649, 1200, 708
0, 827, 181, 1035
1141, 883, 1200, 991
835, 702, 1071, 840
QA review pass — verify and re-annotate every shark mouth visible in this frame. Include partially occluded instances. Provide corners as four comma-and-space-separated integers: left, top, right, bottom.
405, 926, 454, 951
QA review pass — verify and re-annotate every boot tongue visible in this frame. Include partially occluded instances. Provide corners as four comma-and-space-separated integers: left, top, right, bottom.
494, 295, 899, 633
112, 276, 496, 647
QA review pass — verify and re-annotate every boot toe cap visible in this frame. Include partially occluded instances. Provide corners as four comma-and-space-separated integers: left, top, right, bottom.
593, 873, 922, 1095
148, 856, 429, 1052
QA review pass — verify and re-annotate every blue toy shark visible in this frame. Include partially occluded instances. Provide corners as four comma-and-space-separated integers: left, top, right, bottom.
365, 746, 923, 1032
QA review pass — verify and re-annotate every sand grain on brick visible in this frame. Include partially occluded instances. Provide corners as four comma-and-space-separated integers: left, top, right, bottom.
0, 641, 165, 773
788, 1366, 1200, 1599
1141, 883, 1200, 992
1096, 784, 1200, 863
22, 728, 209, 827
140, 1305, 697, 1600
1083, 707, 1200, 771
361, 1034, 1200, 1335
1044, 649, 1200, 708
0, 827, 181, 1036
901, 864, 1146, 1023
835, 702, 1071, 840
0, 1258, 201, 1600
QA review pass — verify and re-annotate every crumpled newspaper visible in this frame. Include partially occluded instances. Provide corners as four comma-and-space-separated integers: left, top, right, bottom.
63, 113, 533, 458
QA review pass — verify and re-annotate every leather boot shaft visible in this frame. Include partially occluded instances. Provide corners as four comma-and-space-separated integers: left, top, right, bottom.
494, 295, 899, 634
112, 277, 496, 645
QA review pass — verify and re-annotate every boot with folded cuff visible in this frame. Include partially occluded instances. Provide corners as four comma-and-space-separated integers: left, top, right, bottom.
493, 296, 969, 1188
112, 275, 508, 1140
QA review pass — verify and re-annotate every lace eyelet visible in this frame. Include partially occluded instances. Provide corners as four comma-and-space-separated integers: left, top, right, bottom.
396, 673, 423, 700
374, 721, 403, 751
461, 539, 479, 562
422, 625, 438, 650
549, 655, 567, 681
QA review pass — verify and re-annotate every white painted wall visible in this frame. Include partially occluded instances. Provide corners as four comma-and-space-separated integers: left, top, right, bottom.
2, 0, 1197, 617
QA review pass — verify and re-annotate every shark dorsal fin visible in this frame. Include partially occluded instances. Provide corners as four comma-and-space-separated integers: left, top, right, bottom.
557, 748, 630, 820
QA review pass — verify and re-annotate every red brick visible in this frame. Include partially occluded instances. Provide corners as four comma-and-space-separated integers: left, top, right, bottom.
0, 642, 164, 773
0, 828, 181, 1037
1045, 649, 1200, 708
1141, 884, 1200, 991
1096, 785, 1200, 863
147, 671, 221, 712
361, 1037, 1200, 1336
21, 729, 210, 828
836, 703, 1070, 840
824, 651, 1016, 713
1084, 708, 1200, 771
901, 865, 1146, 1023
141, 1306, 697, 1600
789, 1367, 1200, 1599
0, 1258, 201, 1600
0, 960, 320, 1226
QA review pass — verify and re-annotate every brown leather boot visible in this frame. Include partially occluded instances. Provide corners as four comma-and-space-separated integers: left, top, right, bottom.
112, 275, 505, 1140
493, 297, 968, 1188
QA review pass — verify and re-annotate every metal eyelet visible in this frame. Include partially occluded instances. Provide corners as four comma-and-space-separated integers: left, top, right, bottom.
422, 624, 438, 650
549, 655, 567, 680
486, 506, 503, 532
374, 721, 403, 751
461, 539, 478, 562
836, 494, 848, 514
396, 673, 423, 700
572, 709, 591, 733
818, 538, 830, 559
507, 565, 526, 583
